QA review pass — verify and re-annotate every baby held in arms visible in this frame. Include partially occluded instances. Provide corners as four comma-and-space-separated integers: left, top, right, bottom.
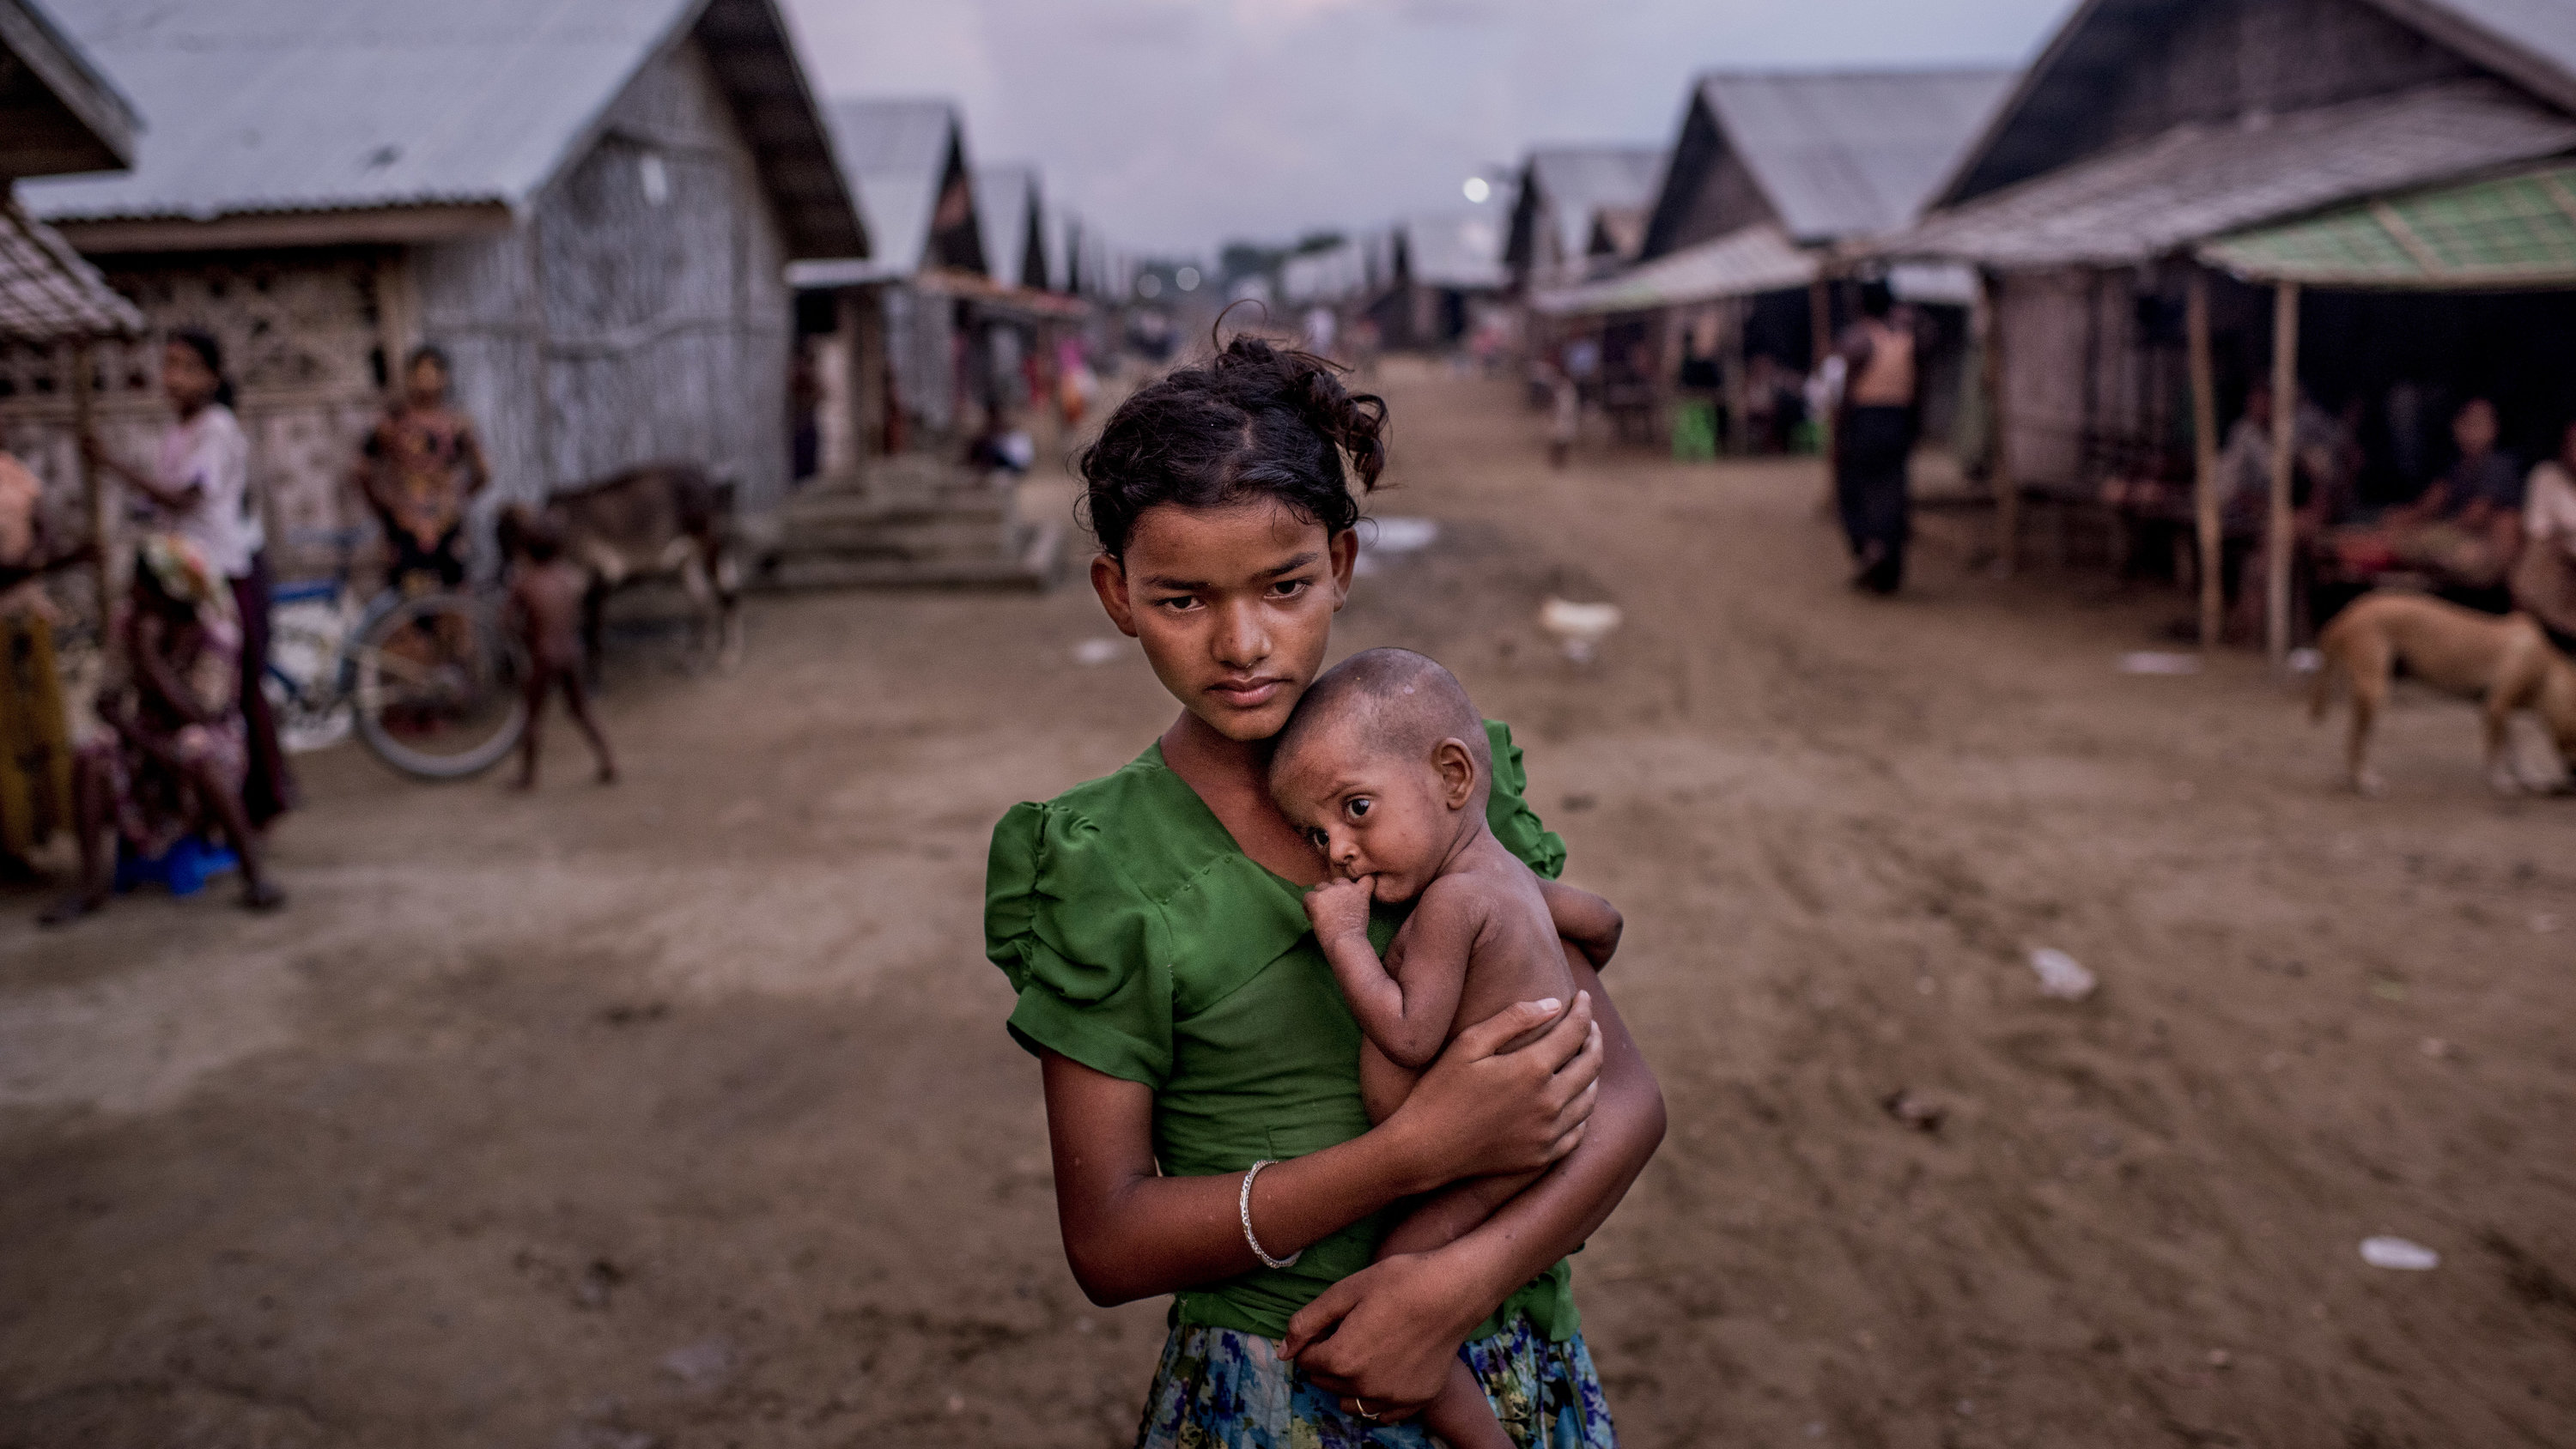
1270, 648, 1622, 1449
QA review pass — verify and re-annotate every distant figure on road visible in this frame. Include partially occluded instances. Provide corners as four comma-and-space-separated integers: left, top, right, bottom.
1303, 305, 1339, 361
1833, 281, 1924, 594
501, 509, 616, 791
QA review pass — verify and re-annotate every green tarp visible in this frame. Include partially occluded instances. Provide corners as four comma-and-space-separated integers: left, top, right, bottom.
2199, 164, 2576, 291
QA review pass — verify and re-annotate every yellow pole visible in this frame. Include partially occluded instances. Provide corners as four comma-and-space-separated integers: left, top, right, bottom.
2265, 282, 2300, 669
2186, 272, 2221, 651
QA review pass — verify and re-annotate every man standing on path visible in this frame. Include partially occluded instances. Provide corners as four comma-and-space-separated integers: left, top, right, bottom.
1833, 281, 1923, 595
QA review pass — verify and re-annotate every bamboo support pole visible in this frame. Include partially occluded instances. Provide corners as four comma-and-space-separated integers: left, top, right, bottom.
1981, 270, 2017, 576
2265, 282, 2300, 669
1808, 274, 1834, 464
2186, 271, 2221, 651
71, 340, 110, 629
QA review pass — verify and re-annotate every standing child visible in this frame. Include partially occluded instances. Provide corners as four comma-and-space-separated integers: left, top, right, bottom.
1269, 647, 1622, 1449
501, 509, 615, 789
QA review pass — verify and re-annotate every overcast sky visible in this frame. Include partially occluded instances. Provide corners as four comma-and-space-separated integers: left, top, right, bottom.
775, 0, 2079, 260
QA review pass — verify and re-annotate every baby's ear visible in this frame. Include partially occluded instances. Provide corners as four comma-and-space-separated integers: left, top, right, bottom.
1433, 737, 1478, 809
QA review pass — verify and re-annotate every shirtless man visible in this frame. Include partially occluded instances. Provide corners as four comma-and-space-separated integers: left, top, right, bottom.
1834, 280, 1925, 594
359, 346, 489, 591
1270, 648, 1623, 1449
501, 509, 616, 790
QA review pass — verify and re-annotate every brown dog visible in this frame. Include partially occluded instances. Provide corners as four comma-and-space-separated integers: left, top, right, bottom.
2311, 591, 2576, 796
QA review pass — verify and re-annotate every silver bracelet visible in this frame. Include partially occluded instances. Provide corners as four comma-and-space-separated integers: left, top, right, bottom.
1238, 1159, 1301, 1270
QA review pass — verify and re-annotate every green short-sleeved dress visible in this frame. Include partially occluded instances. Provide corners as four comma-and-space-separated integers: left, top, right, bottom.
986, 722, 1619, 1448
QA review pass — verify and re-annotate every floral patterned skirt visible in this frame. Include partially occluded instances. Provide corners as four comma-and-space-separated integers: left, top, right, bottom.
1134, 1310, 1617, 1448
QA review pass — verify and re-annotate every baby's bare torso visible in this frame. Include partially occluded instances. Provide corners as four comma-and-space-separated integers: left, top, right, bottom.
1385, 832, 1576, 1051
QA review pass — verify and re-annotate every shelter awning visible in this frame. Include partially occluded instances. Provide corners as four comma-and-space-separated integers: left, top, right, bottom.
0, 196, 142, 342
1531, 223, 1816, 317
2198, 163, 2576, 290
1868, 81, 2576, 272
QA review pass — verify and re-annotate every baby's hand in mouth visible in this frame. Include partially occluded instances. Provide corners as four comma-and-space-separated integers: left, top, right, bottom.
1301, 876, 1375, 941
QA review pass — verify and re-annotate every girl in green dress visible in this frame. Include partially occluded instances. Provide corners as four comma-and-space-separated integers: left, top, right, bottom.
984, 336, 1665, 1446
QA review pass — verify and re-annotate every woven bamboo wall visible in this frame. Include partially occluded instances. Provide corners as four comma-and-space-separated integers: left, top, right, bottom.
0, 249, 392, 583
415, 35, 793, 512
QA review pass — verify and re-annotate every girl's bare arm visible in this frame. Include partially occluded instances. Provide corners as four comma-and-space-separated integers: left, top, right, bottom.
1040, 991, 1601, 1307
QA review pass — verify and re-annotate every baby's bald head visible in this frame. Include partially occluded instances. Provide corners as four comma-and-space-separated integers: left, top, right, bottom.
1273, 647, 1490, 805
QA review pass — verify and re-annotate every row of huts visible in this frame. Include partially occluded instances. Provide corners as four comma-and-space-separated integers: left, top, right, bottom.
1479, 0, 2576, 653
0, 0, 1114, 586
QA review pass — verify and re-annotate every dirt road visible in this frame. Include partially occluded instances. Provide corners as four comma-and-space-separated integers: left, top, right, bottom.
5, 365, 2573, 1448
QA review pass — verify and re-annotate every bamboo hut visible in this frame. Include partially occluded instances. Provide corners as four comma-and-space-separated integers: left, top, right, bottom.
7, 0, 861, 580
793, 99, 988, 474
1367, 212, 1510, 352
1540, 69, 2012, 453
1873, 0, 2576, 651
1505, 147, 1668, 294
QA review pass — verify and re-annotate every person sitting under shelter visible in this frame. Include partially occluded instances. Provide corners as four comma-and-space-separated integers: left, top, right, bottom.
2217, 383, 2349, 639
39, 535, 285, 926
2362, 397, 2521, 591
1, 450, 92, 882
2513, 419, 2576, 650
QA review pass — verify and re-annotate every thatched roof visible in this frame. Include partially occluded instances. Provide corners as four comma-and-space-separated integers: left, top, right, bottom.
1875, 81, 2576, 271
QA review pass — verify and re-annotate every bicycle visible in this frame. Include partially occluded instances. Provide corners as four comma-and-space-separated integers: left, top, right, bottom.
263, 528, 530, 780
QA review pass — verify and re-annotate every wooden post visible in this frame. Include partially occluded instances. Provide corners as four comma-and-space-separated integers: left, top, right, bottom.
1808, 274, 1835, 465
1981, 270, 2018, 576
70, 340, 111, 629
2265, 282, 2300, 668
2186, 270, 2221, 651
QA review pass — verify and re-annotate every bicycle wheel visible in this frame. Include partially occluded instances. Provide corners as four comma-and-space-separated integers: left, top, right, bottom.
349, 593, 529, 779
264, 618, 354, 753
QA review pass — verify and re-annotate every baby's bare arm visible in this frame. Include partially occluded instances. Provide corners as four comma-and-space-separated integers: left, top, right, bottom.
1536, 876, 1623, 969
1305, 876, 1491, 1070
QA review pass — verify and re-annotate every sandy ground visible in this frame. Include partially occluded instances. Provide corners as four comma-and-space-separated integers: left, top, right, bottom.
4, 364, 2574, 1449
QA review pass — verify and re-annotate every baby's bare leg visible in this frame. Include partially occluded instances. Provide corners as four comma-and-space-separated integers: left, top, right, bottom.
1423, 1359, 1515, 1449
1360, 1042, 1528, 1448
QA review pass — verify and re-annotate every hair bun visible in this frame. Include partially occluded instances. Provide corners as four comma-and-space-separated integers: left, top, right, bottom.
1074, 321, 1392, 557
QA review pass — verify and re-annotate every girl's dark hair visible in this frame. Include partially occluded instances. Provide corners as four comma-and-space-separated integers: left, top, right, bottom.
407, 343, 450, 375
168, 329, 236, 409
1077, 327, 1387, 558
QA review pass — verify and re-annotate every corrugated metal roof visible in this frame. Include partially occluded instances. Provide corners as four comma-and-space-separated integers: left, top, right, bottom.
21, 0, 701, 221
1876, 81, 2576, 270
1533, 223, 1815, 316
1282, 239, 1367, 304
1, 0, 140, 176
15, 0, 860, 257
974, 165, 1036, 289
1526, 147, 1666, 266
827, 97, 960, 277
1404, 211, 1506, 290
2200, 161, 2576, 288
1700, 68, 2015, 239
1936, 0, 2576, 210
0, 193, 141, 338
